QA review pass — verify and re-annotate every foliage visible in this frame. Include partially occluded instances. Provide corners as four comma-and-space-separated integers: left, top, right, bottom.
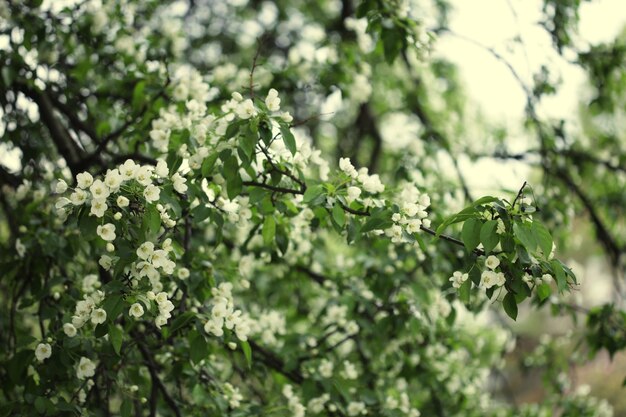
0, 0, 623, 416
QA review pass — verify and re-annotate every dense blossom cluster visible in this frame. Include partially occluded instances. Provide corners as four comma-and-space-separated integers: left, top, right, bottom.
2, 1, 618, 415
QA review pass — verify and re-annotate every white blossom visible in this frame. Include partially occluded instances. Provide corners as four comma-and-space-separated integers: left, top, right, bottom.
265, 88, 281, 111
144, 184, 161, 203
63, 323, 77, 337
96, 223, 116, 241
76, 357, 96, 379
89, 179, 110, 200
485, 255, 500, 270
35, 343, 52, 362
129, 303, 145, 318
90, 308, 107, 325
76, 172, 93, 189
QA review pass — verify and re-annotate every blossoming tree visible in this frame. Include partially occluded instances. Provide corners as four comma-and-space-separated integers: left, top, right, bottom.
0, 0, 623, 416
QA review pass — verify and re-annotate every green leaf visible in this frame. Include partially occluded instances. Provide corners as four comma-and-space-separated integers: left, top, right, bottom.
95, 323, 108, 338
167, 312, 195, 337
241, 340, 252, 369
239, 131, 258, 162
459, 277, 471, 304
381, 27, 404, 64
435, 206, 478, 236
191, 204, 212, 222
262, 216, 276, 245
78, 212, 98, 241
132, 80, 145, 111
102, 294, 125, 321
503, 292, 518, 320
120, 401, 133, 417
259, 122, 273, 145
332, 204, 346, 227
461, 218, 482, 252
480, 220, 499, 254
109, 325, 123, 356
201, 153, 219, 177
513, 222, 536, 253
34, 397, 47, 414
537, 283, 551, 301
225, 120, 243, 139
226, 174, 243, 199
360, 216, 392, 234
190, 333, 208, 365
143, 205, 161, 237
551, 260, 567, 292
280, 125, 297, 155
303, 184, 325, 204
471, 196, 500, 206
531, 222, 553, 259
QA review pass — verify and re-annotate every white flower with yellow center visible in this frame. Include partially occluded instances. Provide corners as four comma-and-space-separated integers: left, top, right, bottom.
90, 308, 107, 325
90, 198, 108, 218
144, 184, 160, 203
89, 179, 110, 200
265, 88, 281, 111
136, 242, 154, 260
96, 223, 116, 241
76, 357, 96, 379
236, 99, 256, 119
35, 343, 52, 362
76, 172, 93, 189
485, 255, 500, 270
129, 303, 144, 318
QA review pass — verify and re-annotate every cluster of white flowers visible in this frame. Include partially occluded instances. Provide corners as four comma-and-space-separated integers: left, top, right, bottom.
147, 291, 175, 328
134, 240, 177, 291
347, 401, 367, 416
171, 65, 215, 103
55, 160, 183, 233
344, 17, 375, 53
223, 382, 244, 409
249, 310, 286, 347
69, 287, 107, 330
282, 384, 306, 417
449, 271, 469, 289
341, 360, 359, 380
339, 157, 385, 195
385, 392, 421, 417
203, 282, 251, 342
387, 184, 431, 243
307, 393, 331, 414
318, 358, 334, 378
479, 255, 506, 289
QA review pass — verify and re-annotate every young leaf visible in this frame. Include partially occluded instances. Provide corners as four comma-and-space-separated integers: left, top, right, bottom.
461, 218, 482, 252
303, 184, 325, 204
513, 222, 536, 253
537, 283, 551, 301
480, 220, 499, 254
201, 153, 219, 177
531, 222, 553, 259
332, 204, 346, 227
459, 278, 471, 304
435, 207, 478, 236
241, 340, 252, 369
109, 325, 123, 356
190, 333, 208, 365
263, 216, 276, 245
280, 125, 297, 155
551, 260, 567, 292
503, 292, 518, 320
360, 217, 392, 234
132, 80, 145, 111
